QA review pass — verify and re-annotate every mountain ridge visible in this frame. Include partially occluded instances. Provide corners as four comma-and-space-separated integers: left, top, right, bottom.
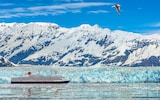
0, 22, 159, 67
0, 56, 16, 67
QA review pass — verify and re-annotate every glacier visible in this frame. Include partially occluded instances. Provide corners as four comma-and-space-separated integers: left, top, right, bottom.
0, 66, 160, 84
0, 22, 160, 67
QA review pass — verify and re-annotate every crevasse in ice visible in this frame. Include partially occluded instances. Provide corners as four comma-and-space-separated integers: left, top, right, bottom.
0, 66, 160, 84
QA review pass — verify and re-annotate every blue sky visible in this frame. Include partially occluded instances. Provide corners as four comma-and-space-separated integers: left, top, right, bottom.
0, 0, 160, 34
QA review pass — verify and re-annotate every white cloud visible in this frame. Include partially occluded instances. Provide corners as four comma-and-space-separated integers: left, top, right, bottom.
0, 2, 113, 18
28, 2, 113, 11
0, 3, 14, 6
139, 29, 160, 35
151, 22, 160, 27
148, 30, 160, 34
62, 2, 112, 8
88, 10, 109, 14
53, 0, 83, 2
67, 0, 83, 1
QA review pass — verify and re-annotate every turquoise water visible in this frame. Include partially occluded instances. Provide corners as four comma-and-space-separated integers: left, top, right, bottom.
0, 83, 160, 100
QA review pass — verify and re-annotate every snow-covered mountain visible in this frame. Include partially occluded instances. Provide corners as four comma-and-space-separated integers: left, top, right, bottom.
0, 56, 16, 67
0, 22, 159, 67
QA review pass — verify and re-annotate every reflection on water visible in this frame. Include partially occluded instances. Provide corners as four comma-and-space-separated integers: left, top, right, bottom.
0, 83, 160, 100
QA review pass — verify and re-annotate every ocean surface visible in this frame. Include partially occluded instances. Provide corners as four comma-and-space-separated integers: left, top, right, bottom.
0, 83, 160, 100
0, 66, 160, 99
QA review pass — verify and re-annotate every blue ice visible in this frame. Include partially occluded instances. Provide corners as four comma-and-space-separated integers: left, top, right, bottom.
0, 66, 159, 84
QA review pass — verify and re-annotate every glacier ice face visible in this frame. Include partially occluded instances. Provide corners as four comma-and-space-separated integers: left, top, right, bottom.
0, 22, 160, 67
0, 66, 160, 84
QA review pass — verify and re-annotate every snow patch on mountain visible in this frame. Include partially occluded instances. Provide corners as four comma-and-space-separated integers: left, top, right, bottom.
0, 56, 17, 67
0, 22, 159, 66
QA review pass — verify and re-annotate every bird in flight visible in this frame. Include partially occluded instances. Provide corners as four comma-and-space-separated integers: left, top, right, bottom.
112, 4, 120, 14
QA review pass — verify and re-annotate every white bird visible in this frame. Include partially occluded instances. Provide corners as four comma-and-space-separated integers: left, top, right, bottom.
112, 4, 120, 14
